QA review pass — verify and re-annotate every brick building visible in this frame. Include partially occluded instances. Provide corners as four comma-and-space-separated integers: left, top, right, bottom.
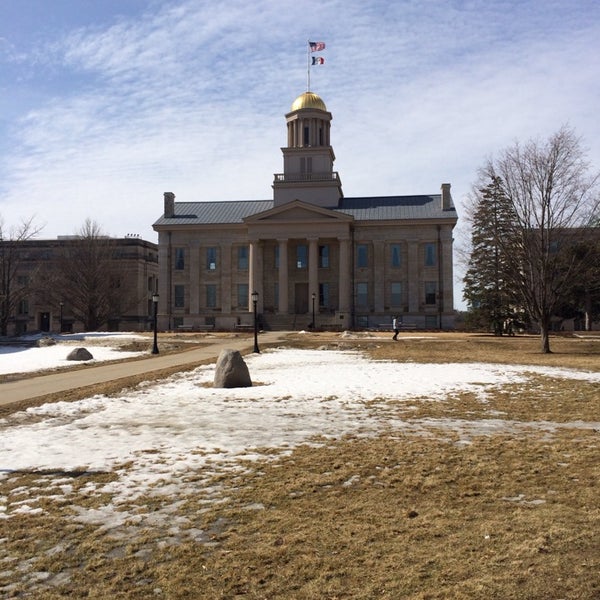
1, 236, 158, 336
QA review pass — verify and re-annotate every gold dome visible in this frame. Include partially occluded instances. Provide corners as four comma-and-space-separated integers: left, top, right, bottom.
291, 91, 327, 112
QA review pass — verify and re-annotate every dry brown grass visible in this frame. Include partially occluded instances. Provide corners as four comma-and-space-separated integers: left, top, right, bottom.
0, 332, 599, 599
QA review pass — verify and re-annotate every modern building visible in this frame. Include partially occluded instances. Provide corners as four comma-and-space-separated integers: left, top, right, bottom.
152, 91, 458, 331
0, 236, 158, 336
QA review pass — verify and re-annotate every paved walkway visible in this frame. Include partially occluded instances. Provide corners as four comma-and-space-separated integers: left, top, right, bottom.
0, 331, 287, 407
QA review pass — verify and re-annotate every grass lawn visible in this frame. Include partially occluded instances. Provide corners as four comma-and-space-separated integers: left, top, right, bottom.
1, 332, 599, 599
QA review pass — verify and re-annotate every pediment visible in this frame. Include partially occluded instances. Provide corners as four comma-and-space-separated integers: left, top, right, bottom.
243, 200, 353, 224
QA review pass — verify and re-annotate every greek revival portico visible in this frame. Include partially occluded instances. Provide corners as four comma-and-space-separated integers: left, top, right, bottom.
245, 200, 353, 317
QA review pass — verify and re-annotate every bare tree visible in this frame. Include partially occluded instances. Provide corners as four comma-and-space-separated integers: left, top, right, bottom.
482, 127, 599, 352
47, 219, 135, 331
0, 217, 44, 336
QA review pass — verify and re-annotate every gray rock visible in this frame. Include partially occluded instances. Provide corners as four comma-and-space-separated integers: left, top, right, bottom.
66, 347, 94, 361
37, 336, 57, 347
213, 349, 252, 388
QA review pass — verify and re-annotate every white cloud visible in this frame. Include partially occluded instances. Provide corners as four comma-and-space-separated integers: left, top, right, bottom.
0, 0, 599, 307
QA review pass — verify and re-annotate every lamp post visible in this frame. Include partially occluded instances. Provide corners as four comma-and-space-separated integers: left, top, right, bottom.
59, 301, 64, 334
312, 292, 316, 330
151, 293, 159, 354
251, 290, 260, 353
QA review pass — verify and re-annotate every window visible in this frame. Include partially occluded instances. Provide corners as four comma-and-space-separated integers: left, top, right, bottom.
391, 244, 402, 267
174, 247, 185, 270
356, 282, 368, 307
319, 283, 330, 308
207, 247, 217, 270
303, 126, 310, 146
237, 283, 249, 308
237, 246, 249, 270
18, 299, 29, 315
274, 282, 279, 310
17, 275, 29, 286
296, 244, 307, 269
391, 282, 402, 307
425, 243, 436, 267
319, 245, 330, 268
206, 284, 217, 308
425, 281, 437, 305
357, 244, 368, 268
174, 284, 185, 308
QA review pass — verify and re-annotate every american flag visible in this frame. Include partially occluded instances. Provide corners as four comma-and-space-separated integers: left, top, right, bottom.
309, 41, 326, 52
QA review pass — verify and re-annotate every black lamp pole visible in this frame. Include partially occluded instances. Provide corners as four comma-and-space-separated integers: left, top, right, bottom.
152, 293, 159, 354
312, 292, 316, 330
59, 301, 64, 334
252, 290, 260, 353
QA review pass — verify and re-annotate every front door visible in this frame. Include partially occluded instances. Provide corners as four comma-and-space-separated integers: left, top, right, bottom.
295, 283, 308, 314
39, 312, 50, 332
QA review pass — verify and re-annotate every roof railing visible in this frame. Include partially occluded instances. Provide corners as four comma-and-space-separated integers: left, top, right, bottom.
273, 172, 340, 183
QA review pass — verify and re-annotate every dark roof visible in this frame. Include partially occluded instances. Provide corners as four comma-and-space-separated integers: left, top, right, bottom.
153, 200, 273, 226
336, 195, 456, 220
153, 195, 457, 227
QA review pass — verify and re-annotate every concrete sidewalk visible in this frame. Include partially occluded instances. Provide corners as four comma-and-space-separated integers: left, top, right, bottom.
0, 331, 287, 407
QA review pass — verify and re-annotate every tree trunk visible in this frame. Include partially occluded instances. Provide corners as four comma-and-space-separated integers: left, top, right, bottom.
539, 318, 552, 353
584, 292, 592, 331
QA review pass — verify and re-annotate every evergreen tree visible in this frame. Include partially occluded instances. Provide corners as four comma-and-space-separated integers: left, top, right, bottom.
463, 176, 516, 334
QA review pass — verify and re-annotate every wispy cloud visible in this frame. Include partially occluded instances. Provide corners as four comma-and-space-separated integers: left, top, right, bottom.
0, 0, 599, 306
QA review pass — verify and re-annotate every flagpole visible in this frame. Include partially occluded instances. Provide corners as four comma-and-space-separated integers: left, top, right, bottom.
307, 40, 311, 91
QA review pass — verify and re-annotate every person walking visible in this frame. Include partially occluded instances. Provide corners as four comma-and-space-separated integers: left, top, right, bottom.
392, 316, 400, 340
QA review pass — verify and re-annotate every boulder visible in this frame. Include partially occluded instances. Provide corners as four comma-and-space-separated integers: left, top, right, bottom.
66, 347, 94, 361
213, 349, 252, 388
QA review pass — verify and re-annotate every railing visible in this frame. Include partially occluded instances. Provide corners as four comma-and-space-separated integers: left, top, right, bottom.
273, 172, 340, 183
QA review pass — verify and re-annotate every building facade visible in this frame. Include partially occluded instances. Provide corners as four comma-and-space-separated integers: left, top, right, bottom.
153, 91, 458, 331
0, 236, 158, 336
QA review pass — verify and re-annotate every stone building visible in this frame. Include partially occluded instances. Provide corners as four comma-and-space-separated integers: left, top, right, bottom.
152, 91, 458, 331
1, 236, 158, 336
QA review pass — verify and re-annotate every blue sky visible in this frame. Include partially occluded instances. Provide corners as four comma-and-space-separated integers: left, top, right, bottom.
1, 0, 599, 306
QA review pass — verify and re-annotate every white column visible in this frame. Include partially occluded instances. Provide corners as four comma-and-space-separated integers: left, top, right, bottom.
308, 237, 319, 310
248, 240, 262, 311
257, 240, 264, 312
338, 236, 351, 312
278, 239, 288, 314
